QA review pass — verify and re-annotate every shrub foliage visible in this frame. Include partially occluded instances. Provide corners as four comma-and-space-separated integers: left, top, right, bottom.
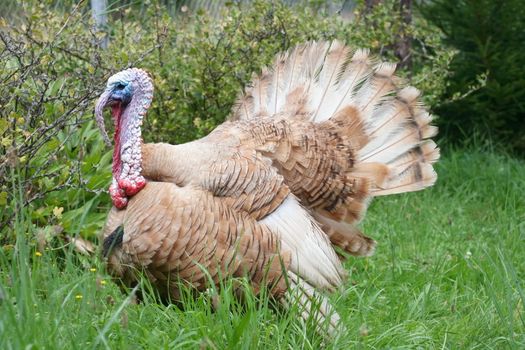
421, 0, 525, 155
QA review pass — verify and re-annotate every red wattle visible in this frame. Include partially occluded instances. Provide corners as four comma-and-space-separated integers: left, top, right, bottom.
111, 103, 123, 177
109, 100, 148, 208
113, 196, 128, 209
109, 182, 128, 209
118, 176, 146, 196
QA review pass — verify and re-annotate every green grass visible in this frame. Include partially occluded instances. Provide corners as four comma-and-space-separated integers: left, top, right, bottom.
1, 148, 524, 349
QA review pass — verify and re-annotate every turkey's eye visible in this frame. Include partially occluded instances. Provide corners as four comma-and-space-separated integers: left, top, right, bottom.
115, 83, 126, 90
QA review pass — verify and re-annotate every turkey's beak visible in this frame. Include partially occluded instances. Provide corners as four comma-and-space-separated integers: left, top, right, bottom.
95, 89, 113, 147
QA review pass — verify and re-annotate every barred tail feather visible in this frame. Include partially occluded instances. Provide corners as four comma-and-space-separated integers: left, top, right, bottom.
311, 41, 353, 121
354, 62, 398, 117
328, 48, 373, 120
372, 162, 437, 196
386, 140, 440, 173
314, 213, 376, 257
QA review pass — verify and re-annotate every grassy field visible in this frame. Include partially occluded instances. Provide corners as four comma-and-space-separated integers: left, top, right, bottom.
1, 148, 524, 349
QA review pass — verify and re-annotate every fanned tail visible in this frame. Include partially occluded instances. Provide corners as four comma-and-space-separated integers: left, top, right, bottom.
232, 41, 439, 258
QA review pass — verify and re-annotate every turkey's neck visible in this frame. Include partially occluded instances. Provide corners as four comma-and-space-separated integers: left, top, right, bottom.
112, 89, 151, 183
141, 142, 200, 185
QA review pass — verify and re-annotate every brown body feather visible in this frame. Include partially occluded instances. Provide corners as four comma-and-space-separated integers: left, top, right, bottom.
103, 182, 290, 300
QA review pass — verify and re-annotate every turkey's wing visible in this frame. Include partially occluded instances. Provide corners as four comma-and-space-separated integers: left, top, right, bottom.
105, 181, 291, 300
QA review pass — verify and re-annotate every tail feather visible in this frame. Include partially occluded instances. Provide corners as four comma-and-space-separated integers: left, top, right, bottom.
269, 54, 287, 115
367, 91, 420, 138
359, 124, 433, 164
304, 41, 330, 79
329, 48, 373, 119
373, 162, 437, 196
283, 45, 304, 91
354, 62, 398, 117
254, 69, 271, 117
314, 213, 376, 257
311, 42, 353, 121
350, 162, 390, 188
386, 140, 440, 177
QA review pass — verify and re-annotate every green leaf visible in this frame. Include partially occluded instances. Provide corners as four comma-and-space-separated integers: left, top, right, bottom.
0, 119, 8, 134
0, 192, 7, 206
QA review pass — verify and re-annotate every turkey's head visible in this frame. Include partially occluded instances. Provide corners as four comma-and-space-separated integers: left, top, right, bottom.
95, 68, 154, 209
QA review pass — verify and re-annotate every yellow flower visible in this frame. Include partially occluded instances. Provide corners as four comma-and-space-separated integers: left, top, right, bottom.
53, 206, 64, 219
35, 251, 42, 257
100, 280, 107, 285
75, 294, 83, 300
90, 268, 96, 272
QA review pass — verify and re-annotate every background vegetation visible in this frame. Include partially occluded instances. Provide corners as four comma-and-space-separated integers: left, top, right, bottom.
0, 0, 523, 348
421, 0, 525, 155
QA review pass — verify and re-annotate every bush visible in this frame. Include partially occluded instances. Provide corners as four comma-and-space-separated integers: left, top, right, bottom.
0, 8, 114, 243
0, 0, 450, 245
421, 0, 525, 155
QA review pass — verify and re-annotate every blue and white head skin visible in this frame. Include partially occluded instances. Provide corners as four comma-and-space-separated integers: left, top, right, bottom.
95, 68, 154, 209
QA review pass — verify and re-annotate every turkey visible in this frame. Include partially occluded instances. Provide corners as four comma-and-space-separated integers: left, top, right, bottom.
95, 41, 439, 334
